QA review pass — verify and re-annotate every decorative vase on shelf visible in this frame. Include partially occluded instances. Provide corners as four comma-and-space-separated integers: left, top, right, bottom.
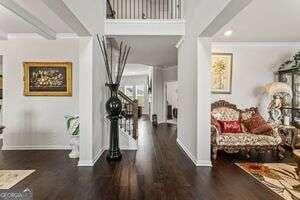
105, 83, 122, 161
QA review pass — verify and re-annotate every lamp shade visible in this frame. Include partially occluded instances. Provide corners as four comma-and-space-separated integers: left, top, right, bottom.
264, 82, 292, 96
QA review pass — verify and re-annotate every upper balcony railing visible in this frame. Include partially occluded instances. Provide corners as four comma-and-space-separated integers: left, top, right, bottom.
106, 0, 183, 20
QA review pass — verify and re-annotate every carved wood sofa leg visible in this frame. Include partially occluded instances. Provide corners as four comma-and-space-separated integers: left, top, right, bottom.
212, 146, 218, 160
277, 145, 285, 160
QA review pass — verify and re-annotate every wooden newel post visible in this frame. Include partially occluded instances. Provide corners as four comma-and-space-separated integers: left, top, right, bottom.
133, 99, 138, 139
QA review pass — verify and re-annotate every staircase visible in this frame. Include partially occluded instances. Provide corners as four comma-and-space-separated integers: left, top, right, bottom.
118, 90, 139, 140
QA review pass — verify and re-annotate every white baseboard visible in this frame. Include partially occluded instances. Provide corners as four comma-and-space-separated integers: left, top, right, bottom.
93, 147, 106, 165
2, 145, 71, 150
77, 160, 93, 167
197, 160, 212, 167
78, 147, 106, 167
176, 138, 212, 167
176, 138, 198, 165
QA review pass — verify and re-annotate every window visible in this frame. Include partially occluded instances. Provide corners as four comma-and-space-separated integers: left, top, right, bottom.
125, 86, 134, 100
136, 85, 145, 107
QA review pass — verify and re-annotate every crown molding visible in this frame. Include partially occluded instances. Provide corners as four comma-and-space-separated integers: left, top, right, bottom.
105, 19, 185, 24
213, 42, 300, 47
7, 33, 78, 39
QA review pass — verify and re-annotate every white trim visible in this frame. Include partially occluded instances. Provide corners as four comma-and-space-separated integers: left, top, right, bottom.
56, 33, 79, 38
175, 36, 184, 48
7, 33, 79, 39
197, 160, 212, 167
105, 19, 185, 24
93, 147, 106, 165
105, 19, 185, 35
2, 145, 71, 150
77, 160, 93, 167
78, 147, 105, 167
213, 42, 300, 47
8, 33, 43, 39
177, 138, 212, 167
176, 138, 197, 166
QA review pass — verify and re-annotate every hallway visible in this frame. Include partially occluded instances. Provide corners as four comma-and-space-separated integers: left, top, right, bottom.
0, 118, 281, 199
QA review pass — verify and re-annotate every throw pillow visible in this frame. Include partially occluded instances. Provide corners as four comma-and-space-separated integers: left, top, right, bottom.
218, 120, 242, 133
242, 113, 272, 135
251, 124, 273, 135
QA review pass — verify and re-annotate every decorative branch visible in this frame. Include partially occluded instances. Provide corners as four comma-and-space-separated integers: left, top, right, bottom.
97, 34, 131, 86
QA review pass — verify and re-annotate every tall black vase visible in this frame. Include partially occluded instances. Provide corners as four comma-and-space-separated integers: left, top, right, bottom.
106, 83, 122, 161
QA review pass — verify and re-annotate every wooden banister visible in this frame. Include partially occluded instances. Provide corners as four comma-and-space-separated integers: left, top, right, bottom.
118, 90, 139, 139
106, 0, 116, 19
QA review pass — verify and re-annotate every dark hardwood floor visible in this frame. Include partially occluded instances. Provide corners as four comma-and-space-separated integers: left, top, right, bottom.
0, 117, 285, 200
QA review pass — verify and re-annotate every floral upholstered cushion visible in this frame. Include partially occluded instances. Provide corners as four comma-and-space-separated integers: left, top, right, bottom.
211, 107, 240, 121
218, 132, 282, 146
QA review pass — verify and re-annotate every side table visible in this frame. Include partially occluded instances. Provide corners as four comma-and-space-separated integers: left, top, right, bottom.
278, 124, 297, 148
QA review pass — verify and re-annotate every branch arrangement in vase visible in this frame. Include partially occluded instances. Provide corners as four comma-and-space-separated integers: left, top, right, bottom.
96, 35, 131, 85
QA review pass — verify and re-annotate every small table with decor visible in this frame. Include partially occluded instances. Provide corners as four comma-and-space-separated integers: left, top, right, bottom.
278, 124, 297, 148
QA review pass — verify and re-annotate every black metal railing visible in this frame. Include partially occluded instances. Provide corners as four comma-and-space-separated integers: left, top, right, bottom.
106, 0, 183, 19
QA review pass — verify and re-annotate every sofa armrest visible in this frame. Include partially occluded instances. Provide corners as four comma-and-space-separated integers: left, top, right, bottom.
211, 124, 220, 145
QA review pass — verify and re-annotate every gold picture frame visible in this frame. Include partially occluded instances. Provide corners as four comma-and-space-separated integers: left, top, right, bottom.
23, 62, 72, 96
211, 53, 233, 94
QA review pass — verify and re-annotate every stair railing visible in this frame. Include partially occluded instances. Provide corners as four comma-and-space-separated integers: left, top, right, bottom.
106, 0, 183, 19
118, 90, 138, 139
106, 0, 116, 19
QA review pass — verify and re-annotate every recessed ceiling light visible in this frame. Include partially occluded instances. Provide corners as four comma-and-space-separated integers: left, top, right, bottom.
224, 30, 233, 37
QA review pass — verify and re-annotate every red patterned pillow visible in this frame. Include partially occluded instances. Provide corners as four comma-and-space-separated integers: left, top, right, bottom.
242, 113, 272, 135
218, 120, 242, 133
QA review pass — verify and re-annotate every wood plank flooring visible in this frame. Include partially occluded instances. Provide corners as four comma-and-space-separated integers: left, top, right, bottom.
0, 117, 284, 200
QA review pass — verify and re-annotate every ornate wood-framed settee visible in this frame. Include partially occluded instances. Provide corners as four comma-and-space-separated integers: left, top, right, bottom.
211, 100, 284, 160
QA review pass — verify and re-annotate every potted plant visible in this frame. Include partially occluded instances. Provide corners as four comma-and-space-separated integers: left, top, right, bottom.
64, 115, 80, 158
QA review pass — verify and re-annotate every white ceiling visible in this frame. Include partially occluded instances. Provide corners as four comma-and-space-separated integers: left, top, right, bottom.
0, 0, 73, 35
214, 0, 300, 42
123, 63, 152, 76
114, 35, 180, 67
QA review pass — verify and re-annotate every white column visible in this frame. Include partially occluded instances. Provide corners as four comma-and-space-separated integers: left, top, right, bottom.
78, 37, 93, 166
196, 37, 212, 166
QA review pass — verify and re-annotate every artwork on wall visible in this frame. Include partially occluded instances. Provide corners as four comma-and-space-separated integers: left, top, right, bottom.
211, 53, 233, 94
23, 62, 72, 96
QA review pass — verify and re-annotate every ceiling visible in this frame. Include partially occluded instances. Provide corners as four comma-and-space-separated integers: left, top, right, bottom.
0, 0, 72, 34
114, 35, 180, 67
123, 63, 152, 76
214, 0, 300, 42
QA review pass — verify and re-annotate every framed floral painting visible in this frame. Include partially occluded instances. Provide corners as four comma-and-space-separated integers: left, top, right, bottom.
23, 62, 72, 96
211, 53, 233, 94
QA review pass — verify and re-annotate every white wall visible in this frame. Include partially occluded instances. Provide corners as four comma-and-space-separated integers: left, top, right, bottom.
78, 36, 108, 166
2, 38, 79, 149
152, 67, 164, 122
152, 66, 178, 122
211, 44, 300, 108
166, 81, 178, 108
92, 36, 107, 162
177, 0, 230, 166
